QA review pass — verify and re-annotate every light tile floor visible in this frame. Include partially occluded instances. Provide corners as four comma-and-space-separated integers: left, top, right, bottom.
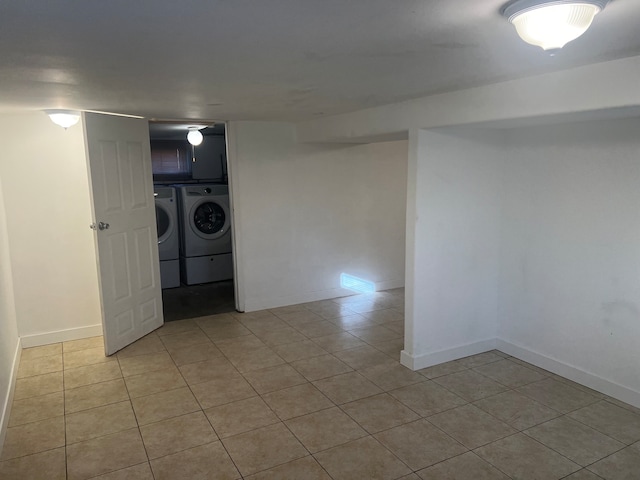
2, 289, 640, 479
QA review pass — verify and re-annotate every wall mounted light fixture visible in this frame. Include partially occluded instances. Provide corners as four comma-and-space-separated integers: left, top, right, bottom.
502, 0, 608, 52
187, 127, 204, 146
44, 109, 81, 129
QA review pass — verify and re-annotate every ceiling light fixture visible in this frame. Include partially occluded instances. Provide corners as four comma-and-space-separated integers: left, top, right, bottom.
502, 0, 608, 52
187, 127, 204, 146
44, 109, 81, 129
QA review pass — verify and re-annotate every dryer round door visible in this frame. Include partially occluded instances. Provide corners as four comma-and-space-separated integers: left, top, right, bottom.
156, 203, 174, 244
189, 198, 230, 240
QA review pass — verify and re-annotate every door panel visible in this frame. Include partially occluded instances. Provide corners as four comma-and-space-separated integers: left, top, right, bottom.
84, 112, 164, 355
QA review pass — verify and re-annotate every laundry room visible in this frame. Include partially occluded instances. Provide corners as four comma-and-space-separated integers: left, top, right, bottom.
149, 121, 235, 321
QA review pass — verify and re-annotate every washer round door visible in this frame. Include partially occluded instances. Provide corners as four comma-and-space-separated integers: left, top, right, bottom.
156, 203, 174, 244
189, 198, 230, 240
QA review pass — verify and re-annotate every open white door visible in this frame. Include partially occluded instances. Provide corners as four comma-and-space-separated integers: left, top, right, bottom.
84, 112, 164, 355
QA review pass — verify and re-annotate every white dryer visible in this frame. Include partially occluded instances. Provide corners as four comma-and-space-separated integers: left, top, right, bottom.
177, 184, 233, 285
154, 186, 180, 289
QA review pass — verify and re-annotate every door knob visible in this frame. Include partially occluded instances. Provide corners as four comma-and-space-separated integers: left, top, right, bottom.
90, 222, 110, 231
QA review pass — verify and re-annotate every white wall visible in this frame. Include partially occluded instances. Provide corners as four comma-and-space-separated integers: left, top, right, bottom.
498, 118, 640, 405
402, 129, 504, 369
0, 173, 20, 449
227, 121, 407, 311
0, 112, 101, 345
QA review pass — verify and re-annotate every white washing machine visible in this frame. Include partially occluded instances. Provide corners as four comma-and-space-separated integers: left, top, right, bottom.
177, 184, 233, 285
154, 186, 180, 289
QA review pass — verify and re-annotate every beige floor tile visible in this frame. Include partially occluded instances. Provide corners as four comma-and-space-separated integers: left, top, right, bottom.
311, 332, 367, 352
0, 447, 66, 480
63, 346, 114, 369
587, 441, 640, 480
20, 343, 62, 361
428, 404, 516, 449
118, 351, 174, 377
253, 326, 307, 346
341, 393, 419, 434
271, 340, 328, 362
239, 316, 289, 333
290, 354, 352, 381
17, 354, 63, 378
214, 334, 266, 354
262, 383, 333, 420
418, 360, 468, 379
91, 462, 154, 479
553, 377, 608, 399
66, 428, 148, 480
268, 303, 309, 316
433, 370, 508, 402
508, 357, 553, 377
348, 325, 399, 344
233, 309, 279, 321
389, 381, 467, 417
201, 322, 252, 342
151, 441, 240, 480
242, 363, 307, 394
178, 356, 237, 385
604, 397, 640, 416
372, 337, 404, 357
475, 433, 581, 480
64, 361, 122, 389
131, 386, 201, 425
473, 390, 560, 430
191, 372, 257, 409
473, 359, 546, 387
525, 416, 625, 466
374, 419, 467, 470
313, 371, 382, 404
13, 371, 63, 400
456, 351, 504, 368
159, 330, 212, 353
562, 470, 607, 480
66, 400, 138, 444
361, 308, 404, 323
285, 406, 368, 453
328, 314, 378, 330
205, 396, 279, 438
63, 336, 104, 353
222, 423, 307, 476
294, 320, 344, 338
276, 309, 324, 326
124, 365, 186, 398
168, 341, 223, 366
568, 400, 640, 444
305, 301, 357, 319
227, 347, 286, 373
516, 378, 600, 413
0, 415, 65, 461
8, 391, 64, 426
416, 451, 510, 480
244, 455, 331, 479
65, 378, 129, 414
140, 411, 217, 459
333, 345, 399, 370
359, 363, 425, 391
314, 435, 412, 480
116, 334, 166, 358
155, 318, 201, 336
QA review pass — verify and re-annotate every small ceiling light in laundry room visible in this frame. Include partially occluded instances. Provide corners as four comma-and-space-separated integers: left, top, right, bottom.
44, 109, 81, 129
187, 127, 204, 146
502, 0, 608, 52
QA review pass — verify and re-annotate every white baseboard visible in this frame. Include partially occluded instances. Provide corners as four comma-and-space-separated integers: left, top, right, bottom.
20, 324, 103, 348
244, 279, 405, 312
400, 338, 498, 370
496, 339, 640, 409
0, 337, 21, 451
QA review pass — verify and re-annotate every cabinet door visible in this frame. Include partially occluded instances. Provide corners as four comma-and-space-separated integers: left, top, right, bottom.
192, 136, 226, 180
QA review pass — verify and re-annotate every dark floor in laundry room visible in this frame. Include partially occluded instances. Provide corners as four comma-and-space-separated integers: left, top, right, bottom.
162, 280, 236, 322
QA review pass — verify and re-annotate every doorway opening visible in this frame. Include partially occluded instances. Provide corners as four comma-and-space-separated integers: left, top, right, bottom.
148, 121, 236, 321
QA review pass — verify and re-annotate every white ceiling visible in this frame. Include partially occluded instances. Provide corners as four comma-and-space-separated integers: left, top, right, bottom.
1, 0, 639, 122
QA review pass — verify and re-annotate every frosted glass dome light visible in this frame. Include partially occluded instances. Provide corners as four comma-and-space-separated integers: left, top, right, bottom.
187, 127, 204, 146
503, 0, 608, 52
44, 109, 81, 129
